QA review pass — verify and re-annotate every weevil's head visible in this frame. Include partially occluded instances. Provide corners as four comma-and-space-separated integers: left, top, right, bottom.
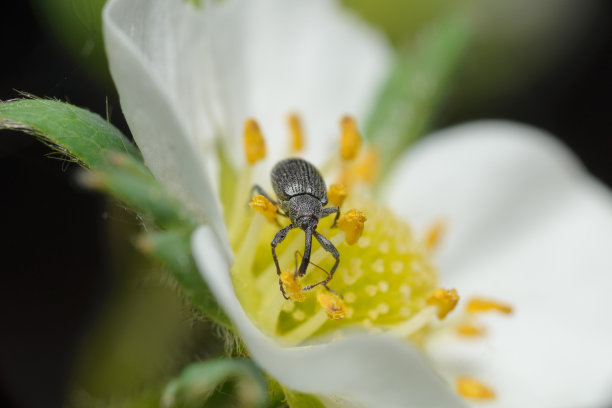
288, 194, 322, 230
297, 215, 318, 231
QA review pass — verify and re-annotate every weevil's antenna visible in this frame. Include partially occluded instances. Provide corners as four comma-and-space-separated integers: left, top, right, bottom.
294, 251, 341, 297
294, 251, 330, 278
302, 230, 340, 292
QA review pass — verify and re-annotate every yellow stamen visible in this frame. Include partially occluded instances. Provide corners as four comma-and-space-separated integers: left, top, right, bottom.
456, 322, 485, 337
456, 377, 496, 400
466, 297, 512, 315
337, 209, 367, 245
426, 288, 459, 319
280, 270, 306, 302
244, 118, 266, 164
339, 115, 361, 161
316, 290, 346, 320
328, 183, 347, 207
337, 147, 380, 188
229, 157, 438, 344
287, 113, 304, 152
249, 195, 277, 224
423, 219, 447, 252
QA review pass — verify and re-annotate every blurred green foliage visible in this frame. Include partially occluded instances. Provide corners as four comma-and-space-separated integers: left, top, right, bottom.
30, 0, 110, 84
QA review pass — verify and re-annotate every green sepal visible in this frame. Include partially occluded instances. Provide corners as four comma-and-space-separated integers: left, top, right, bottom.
365, 12, 472, 178
283, 388, 326, 408
80, 152, 196, 231
0, 98, 141, 169
162, 358, 267, 408
136, 230, 231, 329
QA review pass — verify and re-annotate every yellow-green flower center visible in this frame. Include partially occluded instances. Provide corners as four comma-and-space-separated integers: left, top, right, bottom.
225, 176, 439, 346
218, 115, 454, 347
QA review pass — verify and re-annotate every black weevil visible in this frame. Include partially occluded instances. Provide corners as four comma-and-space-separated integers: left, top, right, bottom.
252, 158, 340, 299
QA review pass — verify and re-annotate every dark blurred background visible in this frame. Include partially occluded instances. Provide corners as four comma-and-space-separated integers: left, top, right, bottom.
1, 0, 611, 407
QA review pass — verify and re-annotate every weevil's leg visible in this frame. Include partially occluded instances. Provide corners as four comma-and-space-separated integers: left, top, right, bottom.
323, 285, 342, 298
321, 206, 340, 228
271, 224, 297, 299
303, 231, 340, 291
251, 184, 277, 205
297, 227, 313, 278
251, 184, 289, 218
295, 250, 330, 279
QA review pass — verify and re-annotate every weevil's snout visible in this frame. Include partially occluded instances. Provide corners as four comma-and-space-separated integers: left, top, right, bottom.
297, 216, 318, 231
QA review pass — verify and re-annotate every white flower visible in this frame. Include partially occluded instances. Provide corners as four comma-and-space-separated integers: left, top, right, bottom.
103, 0, 612, 407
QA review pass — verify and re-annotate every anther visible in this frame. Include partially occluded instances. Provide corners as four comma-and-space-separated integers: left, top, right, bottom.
466, 297, 512, 315
287, 113, 304, 152
339, 115, 361, 160
243, 118, 266, 164
280, 271, 306, 302
423, 219, 447, 252
456, 377, 496, 400
337, 147, 380, 188
249, 195, 277, 224
317, 289, 346, 320
426, 288, 459, 319
337, 209, 367, 245
456, 322, 485, 337
328, 183, 347, 207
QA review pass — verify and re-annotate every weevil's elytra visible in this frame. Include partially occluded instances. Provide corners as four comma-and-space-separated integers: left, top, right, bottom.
252, 158, 341, 299
271, 159, 328, 205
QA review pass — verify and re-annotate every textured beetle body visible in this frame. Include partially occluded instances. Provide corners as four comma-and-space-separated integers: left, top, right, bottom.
271, 158, 328, 204
253, 158, 341, 299
272, 158, 329, 228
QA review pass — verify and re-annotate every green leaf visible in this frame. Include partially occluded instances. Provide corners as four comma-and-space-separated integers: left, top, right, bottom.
365, 12, 472, 178
162, 359, 267, 408
0, 98, 229, 328
136, 230, 231, 329
0, 98, 141, 169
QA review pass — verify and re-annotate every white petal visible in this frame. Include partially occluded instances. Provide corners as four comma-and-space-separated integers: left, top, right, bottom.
105, 0, 391, 170
240, 0, 392, 168
103, 0, 232, 259
104, 0, 390, 246
384, 121, 612, 407
192, 226, 465, 408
